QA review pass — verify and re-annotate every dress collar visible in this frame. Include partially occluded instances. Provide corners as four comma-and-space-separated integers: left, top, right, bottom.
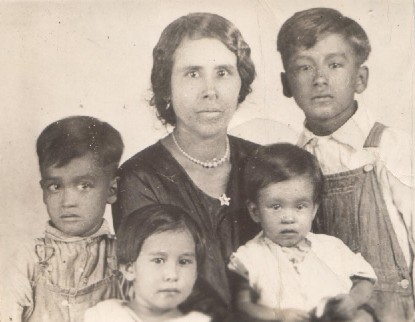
44, 219, 111, 242
297, 102, 375, 151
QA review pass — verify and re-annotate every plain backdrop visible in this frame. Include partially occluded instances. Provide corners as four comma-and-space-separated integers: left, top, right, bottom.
0, 0, 413, 255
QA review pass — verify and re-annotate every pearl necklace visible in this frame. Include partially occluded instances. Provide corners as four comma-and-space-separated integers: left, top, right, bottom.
172, 132, 230, 169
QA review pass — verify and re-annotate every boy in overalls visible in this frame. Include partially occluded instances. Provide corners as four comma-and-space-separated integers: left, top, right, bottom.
2, 116, 124, 321
277, 7, 414, 322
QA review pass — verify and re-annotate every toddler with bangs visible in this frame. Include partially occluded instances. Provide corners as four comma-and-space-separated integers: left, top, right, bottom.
85, 204, 211, 322
229, 144, 376, 322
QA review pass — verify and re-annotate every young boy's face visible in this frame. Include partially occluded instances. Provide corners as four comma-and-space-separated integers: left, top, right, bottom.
248, 176, 318, 247
122, 229, 197, 316
40, 153, 117, 237
281, 33, 368, 128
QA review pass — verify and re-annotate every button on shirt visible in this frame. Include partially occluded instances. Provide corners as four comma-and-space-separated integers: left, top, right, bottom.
298, 106, 414, 269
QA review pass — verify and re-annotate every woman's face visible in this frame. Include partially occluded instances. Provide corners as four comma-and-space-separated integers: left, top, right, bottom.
170, 37, 241, 138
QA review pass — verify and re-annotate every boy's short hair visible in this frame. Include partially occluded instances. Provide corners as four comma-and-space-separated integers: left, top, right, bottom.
277, 7, 371, 69
151, 12, 256, 126
36, 116, 124, 174
117, 204, 206, 271
244, 143, 323, 204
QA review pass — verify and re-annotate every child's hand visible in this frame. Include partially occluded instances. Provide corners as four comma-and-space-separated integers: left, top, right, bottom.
278, 308, 310, 322
328, 294, 358, 320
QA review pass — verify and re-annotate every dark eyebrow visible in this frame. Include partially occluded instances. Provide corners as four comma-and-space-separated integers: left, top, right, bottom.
148, 251, 168, 256
216, 64, 237, 70
290, 55, 313, 62
41, 174, 98, 182
178, 65, 202, 72
39, 178, 58, 187
326, 53, 347, 60
296, 198, 313, 203
180, 252, 196, 257
74, 174, 97, 180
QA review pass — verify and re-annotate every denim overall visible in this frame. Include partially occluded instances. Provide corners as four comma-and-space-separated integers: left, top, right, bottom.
313, 123, 414, 322
28, 235, 120, 322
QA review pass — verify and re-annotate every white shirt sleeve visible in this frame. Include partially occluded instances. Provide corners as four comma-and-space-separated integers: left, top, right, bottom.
0, 239, 36, 322
331, 236, 377, 282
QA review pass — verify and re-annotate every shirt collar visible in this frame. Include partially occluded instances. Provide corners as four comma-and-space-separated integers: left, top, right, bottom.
261, 232, 312, 250
297, 102, 375, 151
45, 219, 112, 242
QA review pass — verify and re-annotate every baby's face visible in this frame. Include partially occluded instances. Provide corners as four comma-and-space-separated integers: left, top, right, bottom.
282, 33, 367, 128
129, 229, 197, 315
40, 153, 117, 237
248, 176, 318, 247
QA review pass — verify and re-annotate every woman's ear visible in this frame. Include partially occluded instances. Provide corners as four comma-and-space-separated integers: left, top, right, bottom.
247, 200, 261, 223
355, 66, 369, 94
281, 72, 292, 98
106, 176, 118, 205
120, 263, 136, 282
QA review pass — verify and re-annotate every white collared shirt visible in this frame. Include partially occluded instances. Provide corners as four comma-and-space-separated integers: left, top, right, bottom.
298, 105, 414, 267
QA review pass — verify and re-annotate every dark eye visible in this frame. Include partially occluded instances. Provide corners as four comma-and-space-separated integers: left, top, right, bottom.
152, 258, 165, 264
271, 204, 281, 210
329, 63, 342, 69
217, 69, 229, 77
47, 184, 60, 192
187, 71, 200, 78
298, 65, 313, 72
78, 182, 93, 190
179, 258, 194, 265
297, 203, 307, 210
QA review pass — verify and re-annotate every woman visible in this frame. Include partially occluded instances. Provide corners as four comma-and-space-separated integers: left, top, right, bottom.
113, 12, 260, 318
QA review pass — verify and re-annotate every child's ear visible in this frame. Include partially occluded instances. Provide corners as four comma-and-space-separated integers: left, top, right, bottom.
120, 263, 136, 282
355, 66, 369, 94
281, 72, 292, 98
247, 200, 261, 223
106, 176, 118, 205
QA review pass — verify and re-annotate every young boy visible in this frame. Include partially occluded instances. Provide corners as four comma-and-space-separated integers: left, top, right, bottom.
229, 144, 377, 321
1, 116, 124, 322
277, 8, 414, 321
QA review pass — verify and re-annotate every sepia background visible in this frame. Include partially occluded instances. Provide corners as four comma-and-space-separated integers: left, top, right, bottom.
0, 0, 413, 258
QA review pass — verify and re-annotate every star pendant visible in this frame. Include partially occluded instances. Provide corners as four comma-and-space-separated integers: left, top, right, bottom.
219, 193, 231, 206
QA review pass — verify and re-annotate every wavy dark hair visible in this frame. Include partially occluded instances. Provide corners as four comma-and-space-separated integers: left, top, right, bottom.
244, 143, 323, 204
151, 12, 256, 126
277, 7, 371, 69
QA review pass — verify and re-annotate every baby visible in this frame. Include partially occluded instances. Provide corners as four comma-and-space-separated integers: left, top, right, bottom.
229, 144, 377, 322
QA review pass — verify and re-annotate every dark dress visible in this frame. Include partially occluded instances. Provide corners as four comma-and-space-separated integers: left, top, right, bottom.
112, 135, 260, 315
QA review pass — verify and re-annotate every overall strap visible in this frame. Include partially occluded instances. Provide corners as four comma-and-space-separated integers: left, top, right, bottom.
363, 122, 415, 255
32, 237, 55, 286
34, 237, 55, 264
363, 122, 387, 148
